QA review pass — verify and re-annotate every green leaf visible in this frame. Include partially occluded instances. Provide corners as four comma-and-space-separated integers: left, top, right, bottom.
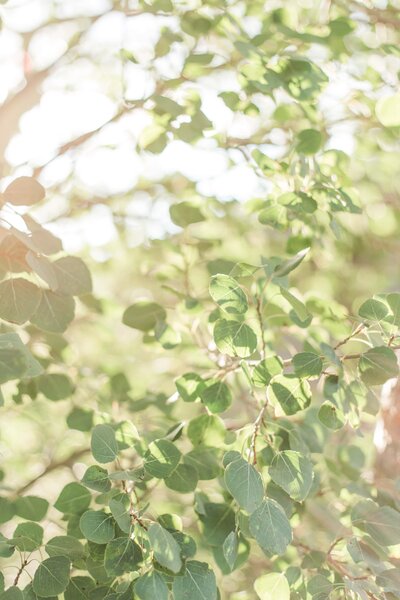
213, 319, 257, 358
0, 343, 28, 384
352, 500, 400, 546
386, 292, 400, 327
0, 278, 41, 325
134, 572, 168, 600
273, 248, 309, 278
296, 129, 322, 154
12, 522, 43, 552
225, 456, 264, 513
165, 463, 198, 493
268, 375, 312, 415
67, 407, 94, 432
249, 499, 292, 555
104, 537, 142, 576
82, 465, 111, 493
183, 447, 221, 480
269, 451, 314, 501
122, 301, 166, 331
30, 290, 75, 333
32, 556, 70, 597
54, 482, 91, 514
254, 572, 290, 600
148, 522, 182, 573
172, 560, 217, 600
3, 176, 45, 205
91, 424, 119, 464
0, 588, 23, 600
175, 372, 205, 402
144, 439, 181, 478
252, 356, 283, 387
79, 510, 115, 544
358, 346, 399, 385
14, 496, 49, 521
187, 414, 226, 446
222, 531, 238, 570
170, 202, 205, 227
279, 287, 311, 324
199, 380, 232, 414
109, 493, 131, 533
64, 576, 95, 600
198, 502, 235, 546
318, 401, 345, 430
375, 92, 400, 127
258, 202, 288, 229
292, 352, 322, 378
209, 274, 248, 315
38, 373, 74, 401
45, 535, 85, 560
52, 256, 92, 296
358, 298, 388, 322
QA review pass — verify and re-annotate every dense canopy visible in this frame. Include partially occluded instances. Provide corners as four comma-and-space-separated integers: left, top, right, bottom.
0, 0, 400, 599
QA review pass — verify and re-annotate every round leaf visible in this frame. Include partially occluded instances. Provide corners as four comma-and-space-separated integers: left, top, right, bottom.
32, 556, 70, 597
225, 456, 264, 513
209, 274, 248, 314
122, 301, 166, 331
144, 439, 181, 478
91, 424, 119, 464
214, 319, 257, 358
79, 510, 115, 544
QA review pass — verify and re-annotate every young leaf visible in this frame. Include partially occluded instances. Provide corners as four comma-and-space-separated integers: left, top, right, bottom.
30, 290, 75, 333
318, 401, 345, 430
292, 352, 322, 378
144, 439, 181, 478
225, 456, 264, 513
222, 531, 238, 570
254, 572, 290, 600
52, 256, 92, 296
109, 493, 131, 533
175, 372, 205, 402
82, 465, 111, 493
79, 510, 115, 544
0, 278, 41, 325
358, 298, 388, 322
358, 346, 399, 385
249, 499, 292, 555
148, 522, 182, 573
54, 482, 91, 514
165, 463, 198, 493
134, 572, 168, 600
12, 522, 43, 552
38, 373, 74, 401
209, 274, 248, 314
269, 451, 314, 501
14, 496, 49, 521
172, 560, 217, 600
122, 301, 166, 331
104, 537, 142, 576
213, 319, 257, 358
273, 248, 309, 278
32, 556, 70, 597
45, 536, 85, 560
91, 424, 119, 464
252, 356, 283, 387
200, 380, 232, 414
268, 375, 312, 415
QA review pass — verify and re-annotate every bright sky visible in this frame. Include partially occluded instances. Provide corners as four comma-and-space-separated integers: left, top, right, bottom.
0, 0, 397, 254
